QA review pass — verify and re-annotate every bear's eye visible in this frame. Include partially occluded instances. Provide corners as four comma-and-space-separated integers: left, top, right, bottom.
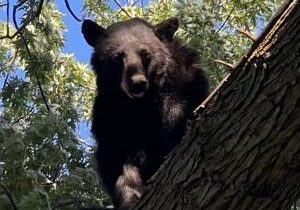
140, 49, 151, 66
112, 51, 124, 63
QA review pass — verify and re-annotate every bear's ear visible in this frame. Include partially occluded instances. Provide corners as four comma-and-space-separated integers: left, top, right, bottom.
155, 17, 179, 41
82, 19, 107, 47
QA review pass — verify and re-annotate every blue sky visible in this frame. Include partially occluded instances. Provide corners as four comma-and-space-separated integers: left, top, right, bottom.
56, 0, 91, 63
56, 0, 134, 62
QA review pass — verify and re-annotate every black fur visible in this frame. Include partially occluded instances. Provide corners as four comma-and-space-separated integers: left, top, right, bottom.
82, 17, 209, 209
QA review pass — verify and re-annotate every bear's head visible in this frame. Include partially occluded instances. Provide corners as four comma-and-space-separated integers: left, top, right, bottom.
82, 18, 179, 99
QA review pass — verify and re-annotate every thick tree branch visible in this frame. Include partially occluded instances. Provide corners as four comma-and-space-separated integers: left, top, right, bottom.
133, 0, 300, 209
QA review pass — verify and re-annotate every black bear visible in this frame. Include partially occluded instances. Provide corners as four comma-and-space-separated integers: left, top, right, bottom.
82, 17, 209, 209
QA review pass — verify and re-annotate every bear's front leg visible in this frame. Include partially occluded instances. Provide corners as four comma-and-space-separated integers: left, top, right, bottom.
114, 164, 143, 209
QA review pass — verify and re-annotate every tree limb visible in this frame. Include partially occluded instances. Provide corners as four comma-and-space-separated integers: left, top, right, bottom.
214, 59, 235, 69
193, 74, 230, 114
133, 0, 300, 209
236, 28, 256, 41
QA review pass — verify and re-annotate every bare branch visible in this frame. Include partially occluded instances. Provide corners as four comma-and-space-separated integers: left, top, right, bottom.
0, 183, 17, 210
76, 137, 94, 148
35, 74, 51, 113
2, 73, 9, 90
0, 0, 44, 40
64, 0, 81, 22
193, 74, 230, 114
113, 0, 132, 18
13, 106, 35, 124
126, 0, 140, 7
214, 59, 234, 69
11, 0, 51, 113
236, 28, 256, 41
216, 5, 235, 33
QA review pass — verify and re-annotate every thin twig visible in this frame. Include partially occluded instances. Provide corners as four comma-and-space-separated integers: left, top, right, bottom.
2, 48, 20, 91
194, 74, 230, 114
113, 0, 132, 18
12, 0, 50, 113
236, 28, 256, 41
0, 183, 18, 210
132, 0, 140, 6
13, 106, 34, 124
2, 73, 9, 90
216, 5, 235, 33
0, 0, 44, 40
12, 4, 31, 55
214, 59, 234, 69
35, 74, 51, 112
64, 0, 81, 22
126, 0, 139, 7
77, 137, 93, 148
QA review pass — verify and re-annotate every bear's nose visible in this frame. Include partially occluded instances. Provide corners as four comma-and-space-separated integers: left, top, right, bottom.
130, 74, 149, 95
132, 80, 147, 93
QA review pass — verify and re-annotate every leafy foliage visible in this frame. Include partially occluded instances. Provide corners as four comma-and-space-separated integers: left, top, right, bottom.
0, 0, 284, 209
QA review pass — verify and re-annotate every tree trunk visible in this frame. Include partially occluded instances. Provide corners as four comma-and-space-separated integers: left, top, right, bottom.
133, 0, 300, 209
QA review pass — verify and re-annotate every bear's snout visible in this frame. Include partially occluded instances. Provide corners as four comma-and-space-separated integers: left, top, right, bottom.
129, 74, 149, 98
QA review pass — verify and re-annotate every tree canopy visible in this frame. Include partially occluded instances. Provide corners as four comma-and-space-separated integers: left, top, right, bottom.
2, 0, 297, 209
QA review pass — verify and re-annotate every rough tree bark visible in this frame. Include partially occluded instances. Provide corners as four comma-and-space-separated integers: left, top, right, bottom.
132, 0, 300, 209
